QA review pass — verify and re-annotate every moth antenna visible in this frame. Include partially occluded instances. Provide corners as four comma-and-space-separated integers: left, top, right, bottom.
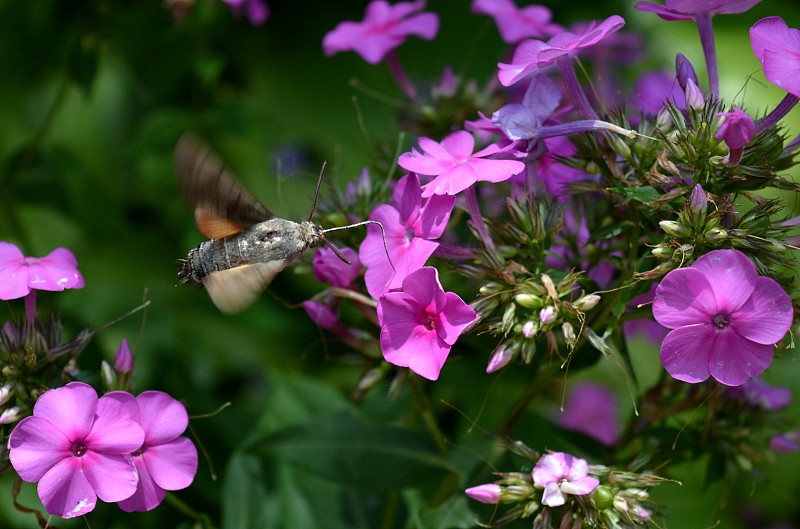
308, 161, 327, 222
322, 220, 394, 272
323, 240, 352, 265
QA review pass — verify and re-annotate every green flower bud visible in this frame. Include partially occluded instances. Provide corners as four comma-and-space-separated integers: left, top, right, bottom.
592, 485, 615, 510
574, 294, 601, 311
659, 220, 690, 238
515, 293, 544, 309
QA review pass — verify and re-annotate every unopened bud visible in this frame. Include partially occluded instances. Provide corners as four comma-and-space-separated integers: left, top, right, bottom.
607, 133, 632, 160
651, 246, 674, 259
101, 360, 117, 391
688, 184, 707, 218
592, 485, 615, 510
655, 107, 672, 130
574, 294, 601, 311
562, 322, 576, 344
675, 53, 698, 89
487, 345, 515, 373
465, 484, 502, 504
515, 293, 543, 309
705, 227, 728, 240
521, 320, 538, 339
0, 406, 24, 425
114, 339, 134, 374
539, 305, 557, 325
659, 220, 690, 238
684, 78, 704, 112
0, 383, 13, 406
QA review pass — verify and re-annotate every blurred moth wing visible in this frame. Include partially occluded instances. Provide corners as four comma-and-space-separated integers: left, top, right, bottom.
202, 262, 287, 314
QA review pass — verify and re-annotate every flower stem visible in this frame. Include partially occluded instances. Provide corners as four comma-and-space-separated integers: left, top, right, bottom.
754, 93, 800, 135
463, 185, 496, 252
384, 50, 418, 101
556, 55, 598, 120
164, 492, 219, 529
694, 13, 719, 99
407, 375, 448, 456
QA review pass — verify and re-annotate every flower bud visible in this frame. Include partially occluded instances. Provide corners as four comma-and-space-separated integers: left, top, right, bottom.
465, 484, 502, 504
684, 78, 704, 112
514, 293, 543, 309
715, 108, 755, 150
659, 220, 690, 238
521, 320, 538, 339
100, 360, 117, 391
651, 245, 674, 259
655, 107, 672, 130
114, 339, 134, 374
0, 406, 24, 424
574, 294, 601, 311
539, 305, 557, 325
675, 53, 698, 89
487, 344, 515, 373
562, 322, 576, 344
592, 485, 615, 510
0, 383, 13, 407
705, 227, 728, 240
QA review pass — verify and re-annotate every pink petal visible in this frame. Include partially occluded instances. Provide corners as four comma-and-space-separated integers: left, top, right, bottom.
750, 16, 791, 63
437, 292, 476, 345
135, 391, 189, 444
541, 482, 566, 506
420, 164, 479, 197
470, 158, 525, 184
117, 456, 166, 512
0, 242, 28, 300
393, 174, 422, 223
384, 324, 450, 380
392, 12, 439, 40
33, 382, 97, 441
400, 266, 440, 308
532, 453, 566, 485
81, 451, 140, 502
660, 325, 714, 383
561, 475, 599, 495
0, 241, 24, 262
8, 416, 71, 482
143, 437, 198, 491
691, 250, 756, 312
732, 276, 793, 344
417, 193, 455, 239
763, 48, 800, 97
38, 457, 97, 518
707, 328, 774, 386
652, 268, 717, 328
440, 131, 476, 160
27, 248, 84, 292
86, 391, 144, 454
378, 293, 419, 349
634, 2, 692, 21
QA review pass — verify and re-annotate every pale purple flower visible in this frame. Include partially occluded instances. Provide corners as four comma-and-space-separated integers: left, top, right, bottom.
491, 73, 562, 141
558, 382, 621, 446
322, 0, 439, 64
118, 391, 198, 512
465, 483, 502, 503
0, 242, 84, 300
653, 250, 793, 386
624, 284, 670, 343
313, 246, 361, 288
359, 174, 454, 298
728, 378, 792, 410
7, 382, 144, 518
750, 16, 800, 98
635, 0, 762, 21
377, 267, 476, 380
630, 71, 685, 115
114, 339, 134, 374
532, 452, 599, 507
398, 131, 525, 197
302, 300, 340, 330
771, 431, 800, 452
470, 0, 560, 43
497, 15, 625, 87
221, 0, 269, 26
715, 108, 755, 149
684, 78, 705, 111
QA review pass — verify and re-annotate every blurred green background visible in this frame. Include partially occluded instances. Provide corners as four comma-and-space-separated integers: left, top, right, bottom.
1, 1, 799, 528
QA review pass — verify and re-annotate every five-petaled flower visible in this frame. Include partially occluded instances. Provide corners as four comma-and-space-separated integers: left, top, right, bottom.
322, 0, 439, 64
398, 130, 525, 197
532, 451, 599, 507
376, 267, 476, 380
8, 382, 144, 518
750, 16, 800, 98
0, 242, 84, 300
653, 249, 793, 386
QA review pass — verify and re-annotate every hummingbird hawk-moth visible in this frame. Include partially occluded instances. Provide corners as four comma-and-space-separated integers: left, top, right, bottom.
174, 133, 375, 314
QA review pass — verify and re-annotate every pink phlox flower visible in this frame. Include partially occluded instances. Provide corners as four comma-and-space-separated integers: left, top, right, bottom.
464, 111, 507, 145
322, 0, 439, 64
0, 242, 85, 300
653, 249, 793, 386
313, 246, 361, 288
118, 391, 198, 512
497, 15, 626, 86
7, 382, 144, 518
492, 73, 562, 141
221, 0, 269, 26
470, 0, 561, 43
715, 107, 755, 149
635, 0, 762, 21
302, 300, 340, 330
557, 382, 621, 446
750, 16, 800, 98
532, 452, 599, 507
359, 174, 455, 298
631, 71, 686, 115
727, 378, 792, 410
771, 431, 800, 452
398, 130, 526, 197
377, 267, 476, 380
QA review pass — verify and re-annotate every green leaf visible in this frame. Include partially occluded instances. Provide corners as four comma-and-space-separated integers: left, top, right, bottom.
221, 452, 273, 529
610, 186, 662, 203
406, 491, 478, 529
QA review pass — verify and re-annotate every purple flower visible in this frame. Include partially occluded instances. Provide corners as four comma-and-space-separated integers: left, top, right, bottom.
728, 378, 791, 410
118, 391, 198, 512
313, 246, 361, 288
491, 73, 562, 141
470, 0, 560, 43
635, 0, 762, 21
750, 16, 800, 98
7, 382, 144, 518
497, 15, 625, 86
322, 0, 439, 64
715, 107, 755, 149
630, 71, 685, 114
0, 242, 84, 300
359, 174, 455, 298
532, 452, 599, 507
114, 339, 135, 374
558, 383, 621, 446
464, 483, 502, 503
377, 267, 476, 380
221, 0, 269, 26
398, 131, 525, 197
302, 300, 340, 330
771, 431, 800, 452
653, 250, 793, 386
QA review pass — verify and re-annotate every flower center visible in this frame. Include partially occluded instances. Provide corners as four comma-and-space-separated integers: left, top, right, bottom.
21, 257, 39, 267
70, 440, 88, 458
132, 446, 145, 457
712, 312, 731, 329
424, 312, 437, 330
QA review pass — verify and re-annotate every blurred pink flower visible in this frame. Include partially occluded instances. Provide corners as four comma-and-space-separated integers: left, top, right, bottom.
750, 16, 800, 98
471, 0, 560, 43
322, 0, 439, 64
221, 0, 268, 26
558, 382, 621, 445
377, 267, 476, 380
0, 242, 84, 300
635, 0, 762, 21
313, 246, 361, 288
532, 452, 599, 507
653, 250, 793, 386
8, 382, 144, 518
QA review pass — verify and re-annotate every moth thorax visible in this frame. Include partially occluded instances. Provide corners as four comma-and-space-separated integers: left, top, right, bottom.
177, 251, 203, 285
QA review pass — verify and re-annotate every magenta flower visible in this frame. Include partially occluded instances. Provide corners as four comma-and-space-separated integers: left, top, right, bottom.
715, 107, 755, 149
471, 0, 560, 43
313, 245, 361, 288
0, 242, 84, 300
750, 16, 800, 98
398, 131, 525, 197
728, 378, 791, 410
635, 0, 761, 21
221, 0, 269, 26
359, 174, 455, 298
558, 382, 621, 446
630, 71, 686, 114
118, 391, 198, 512
302, 299, 340, 330
377, 267, 476, 380
322, 0, 439, 64
496, 15, 625, 86
532, 452, 599, 507
7, 382, 144, 518
653, 250, 793, 386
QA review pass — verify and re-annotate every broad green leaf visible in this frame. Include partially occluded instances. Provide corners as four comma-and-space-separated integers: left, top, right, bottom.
221, 452, 273, 529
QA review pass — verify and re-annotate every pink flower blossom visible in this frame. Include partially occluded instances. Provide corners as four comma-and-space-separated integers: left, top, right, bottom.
631, 71, 686, 114
0, 242, 84, 300
771, 431, 800, 452
398, 131, 525, 197
302, 300, 341, 330
558, 382, 621, 445
497, 15, 625, 86
313, 246, 361, 288
221, 0, 269, 26
322, 0, 439, 64
635, 0, 762, 21
7, 382, 144, 518
465, 483, 502, 503
532, 452, 599, 507
728, 378, 791, 410
377, 267, 476, 380
470, 0, 560, 43
715, 107, 755, 149
359, 174, 455, 298
750, 16, 800, 98
653, 249, 793, 386
118, 391, 198, 512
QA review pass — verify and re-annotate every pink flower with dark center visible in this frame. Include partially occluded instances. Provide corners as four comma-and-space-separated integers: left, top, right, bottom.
398, 131, 525, 197
750, 16, 800, 98
497, 15, 625, 86
635, 0, 762, 21
558, 382, 621, 446
471, 0, 561, 43
118, 391, 198, 512
715, 107, 755, 149
313, 246, 361, 288
7, 382, 144, 518
0, 242, 84, 300
377, 267, 476, 380
653, 250, 793, 386
322, 0, 439, 64
532, 452, 599, 507
359, 174, 455, 298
